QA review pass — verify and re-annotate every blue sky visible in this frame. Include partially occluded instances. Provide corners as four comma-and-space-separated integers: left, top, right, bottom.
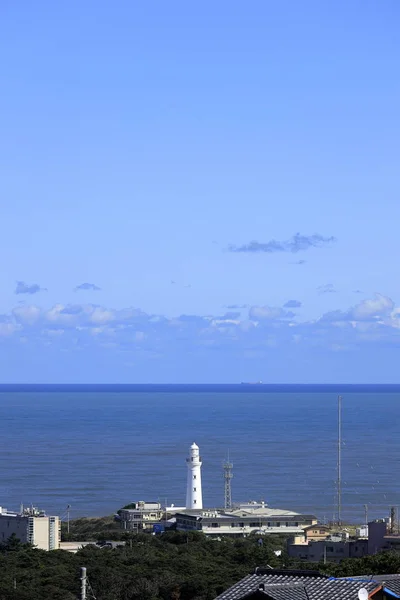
1, 1, 399, 382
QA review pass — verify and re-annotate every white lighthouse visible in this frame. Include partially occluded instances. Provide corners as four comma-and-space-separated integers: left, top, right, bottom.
186, 442, 203, 509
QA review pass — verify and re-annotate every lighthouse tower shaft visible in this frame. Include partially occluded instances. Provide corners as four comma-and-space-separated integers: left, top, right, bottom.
186, 443, 203, 509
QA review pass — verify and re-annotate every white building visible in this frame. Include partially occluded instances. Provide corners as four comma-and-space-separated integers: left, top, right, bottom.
186, 442, 203, 509
117, 501, 164, 531
0, 506, 60, 551
176, 502, 317, 537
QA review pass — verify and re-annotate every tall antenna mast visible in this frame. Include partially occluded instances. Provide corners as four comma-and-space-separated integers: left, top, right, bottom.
223, 454, 233, 510
337, 395, 342, 526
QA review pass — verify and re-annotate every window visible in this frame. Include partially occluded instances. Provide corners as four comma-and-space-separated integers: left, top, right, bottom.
285, 522, 290, 527
193, 475, 197, 479
193, 500, 196, 505
193, 487, 197, 491
250, 522, 258, 527
295, 522, 299, 527
267, 522, 271, 527
239, 522, 244, 528
276, 522, 281, 527
211, 523, 219, 528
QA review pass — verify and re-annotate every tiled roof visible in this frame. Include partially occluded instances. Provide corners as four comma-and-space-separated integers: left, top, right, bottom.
340, 574, 400, 597
381, 578, 400, 596
215, 573, 380, 600
245, 583, 309, 600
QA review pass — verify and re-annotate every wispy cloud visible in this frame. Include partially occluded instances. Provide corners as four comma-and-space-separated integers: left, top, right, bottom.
171, 281, 191, 288
75, 283, 101, 292
229, 233, 335, 254
317, 284, 336, 295
225, 304, 248, 309
284, 299, 302, 308
15, 281, 46, 295
291, 259, 306, 265
249, 305, 295, 320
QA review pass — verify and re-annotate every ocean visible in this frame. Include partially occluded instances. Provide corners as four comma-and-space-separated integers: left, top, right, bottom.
0, 384, 399, 524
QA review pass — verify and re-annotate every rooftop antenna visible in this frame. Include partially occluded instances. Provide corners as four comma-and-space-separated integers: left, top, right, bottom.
337, 395, 342, 526
364, 504, 368, 528
223, 452, 233, 510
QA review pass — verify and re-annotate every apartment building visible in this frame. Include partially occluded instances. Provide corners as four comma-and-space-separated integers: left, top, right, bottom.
0, 505, 60, 551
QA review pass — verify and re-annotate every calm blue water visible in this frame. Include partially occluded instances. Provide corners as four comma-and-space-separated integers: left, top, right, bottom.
0, 384, 399, 523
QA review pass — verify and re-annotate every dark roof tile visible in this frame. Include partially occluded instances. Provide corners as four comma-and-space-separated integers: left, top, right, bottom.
215, 573, 380, 600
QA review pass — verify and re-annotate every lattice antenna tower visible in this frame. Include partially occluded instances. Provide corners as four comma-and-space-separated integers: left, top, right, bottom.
223, 453, 233, 510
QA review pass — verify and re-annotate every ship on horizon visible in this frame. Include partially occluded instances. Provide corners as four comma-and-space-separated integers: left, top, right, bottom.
240, 381, 263, 385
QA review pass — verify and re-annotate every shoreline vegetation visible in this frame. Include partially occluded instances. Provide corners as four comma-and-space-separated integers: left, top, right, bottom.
61, 515, 124, 542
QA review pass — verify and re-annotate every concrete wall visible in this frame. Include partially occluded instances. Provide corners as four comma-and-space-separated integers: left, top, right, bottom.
304, 526, 330, 541
288, 539, 368, 562
0, 516, 28, 544
32, 518, 50, 550
49, 516, 60, 550
368, 521, 387, 555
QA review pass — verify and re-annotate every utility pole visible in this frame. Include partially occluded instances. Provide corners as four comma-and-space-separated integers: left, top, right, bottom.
80, 566, 96, 600
223, 454, 233, 510
80, 567, 87, 600
67, 504, 71, 535
337, 395, 342, 527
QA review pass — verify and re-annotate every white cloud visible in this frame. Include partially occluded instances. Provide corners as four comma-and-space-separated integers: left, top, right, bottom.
321, 294, 395, 324
12, 305, 41, 325
2, 295, 400, 358
249, 305, 294, 320
45, 304, 78, 326
89, 307, 114, 324
352, 293, 394, 320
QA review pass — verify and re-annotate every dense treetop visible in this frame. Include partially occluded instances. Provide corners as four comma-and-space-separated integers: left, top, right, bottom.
1, 528, 400, 600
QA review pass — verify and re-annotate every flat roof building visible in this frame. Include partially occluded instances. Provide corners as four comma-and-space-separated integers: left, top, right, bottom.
117, 501, 164, 532
0, 505, 60, 551
175, 503, 317, 537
